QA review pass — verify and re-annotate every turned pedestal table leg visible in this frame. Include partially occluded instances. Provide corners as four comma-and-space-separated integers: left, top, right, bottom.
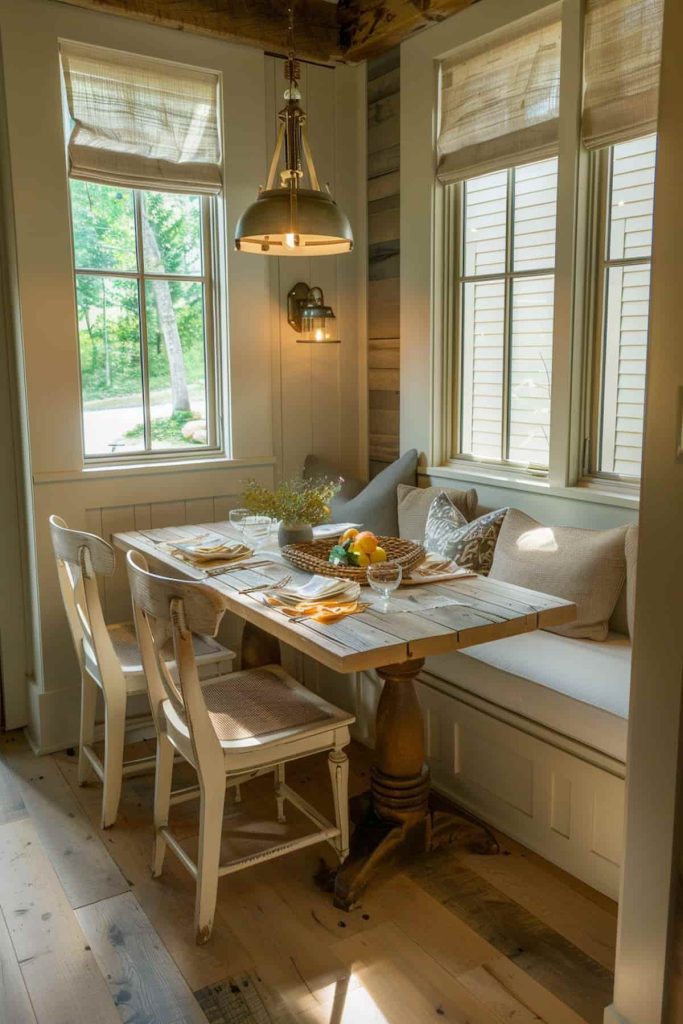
333, 658, 431, 910
241, 618, 281, 670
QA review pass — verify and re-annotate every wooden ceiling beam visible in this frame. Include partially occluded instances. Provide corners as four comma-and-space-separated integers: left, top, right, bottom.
339, 0, 478, 62
51, 0, 342, 64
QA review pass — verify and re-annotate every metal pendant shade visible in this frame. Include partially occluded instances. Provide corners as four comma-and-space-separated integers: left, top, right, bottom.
235, 8, 353, 257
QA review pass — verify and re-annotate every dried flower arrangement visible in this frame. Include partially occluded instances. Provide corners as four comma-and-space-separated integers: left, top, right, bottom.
241, 475, 340, 526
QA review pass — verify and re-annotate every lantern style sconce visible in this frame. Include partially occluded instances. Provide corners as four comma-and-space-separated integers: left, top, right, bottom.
287, 282, 340, 344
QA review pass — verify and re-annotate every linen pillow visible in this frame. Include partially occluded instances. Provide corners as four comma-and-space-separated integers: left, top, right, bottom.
323, 449, 418, 536
625, 522, 638, 639
397, 483, 478, 540
489, 508, 628, 641
425, 494, 508, 575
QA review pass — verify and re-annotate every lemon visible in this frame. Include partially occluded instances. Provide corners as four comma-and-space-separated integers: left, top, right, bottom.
354, 552, 371, 567
370, 546, 387, 563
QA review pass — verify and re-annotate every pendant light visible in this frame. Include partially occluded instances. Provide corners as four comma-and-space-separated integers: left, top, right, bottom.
234, 6, 353, 256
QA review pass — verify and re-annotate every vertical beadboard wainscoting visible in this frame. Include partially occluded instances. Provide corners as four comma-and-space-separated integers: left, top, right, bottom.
333, 666, 625, 901
29, 460, 274, 753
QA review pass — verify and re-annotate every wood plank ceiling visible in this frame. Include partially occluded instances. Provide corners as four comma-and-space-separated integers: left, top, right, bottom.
51, 0, 477, 63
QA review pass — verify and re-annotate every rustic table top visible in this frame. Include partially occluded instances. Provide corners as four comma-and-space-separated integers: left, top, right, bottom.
113, 523, 576, 674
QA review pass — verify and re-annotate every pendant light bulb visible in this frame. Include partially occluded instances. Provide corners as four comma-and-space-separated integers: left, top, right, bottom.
234, 4, 353, 257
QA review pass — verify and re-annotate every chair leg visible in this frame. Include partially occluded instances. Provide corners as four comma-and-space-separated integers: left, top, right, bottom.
152, 733, 174, 878
328, 748, 350, 862
100, 691, 126, 829
78, 674, 97, 786
195, 779, 226, 945
275, 763, 286, 823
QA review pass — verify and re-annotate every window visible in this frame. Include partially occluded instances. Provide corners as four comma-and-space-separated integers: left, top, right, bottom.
60, 42, 223, 461
590, 134, 657, 479
455, 157, 558, 468
428, 0, 664, 491
70, 181, 218, 457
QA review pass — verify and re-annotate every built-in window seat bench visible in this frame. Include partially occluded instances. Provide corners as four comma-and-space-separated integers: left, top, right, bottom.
305, 460, 634, 901
349, 615, 629, 901
305, 458, 634, 900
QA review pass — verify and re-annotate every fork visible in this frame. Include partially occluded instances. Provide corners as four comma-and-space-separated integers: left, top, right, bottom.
202, 559, 273, 578
239, 575, 291, 595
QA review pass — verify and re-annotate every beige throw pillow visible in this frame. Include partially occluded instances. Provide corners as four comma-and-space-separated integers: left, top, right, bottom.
625, 523, 638, 639
489, 509, 627, 641
397, 484, 478, 541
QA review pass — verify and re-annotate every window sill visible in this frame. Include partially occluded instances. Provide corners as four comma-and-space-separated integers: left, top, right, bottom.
33, 454, 276, 486
423, 463, 640, 510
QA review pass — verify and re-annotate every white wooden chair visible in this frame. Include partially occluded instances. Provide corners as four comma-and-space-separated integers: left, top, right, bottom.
126, 548, 354, 944
49, 515, 234, 829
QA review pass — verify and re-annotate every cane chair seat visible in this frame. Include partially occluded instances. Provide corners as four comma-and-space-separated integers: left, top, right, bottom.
166, 664, 354, 747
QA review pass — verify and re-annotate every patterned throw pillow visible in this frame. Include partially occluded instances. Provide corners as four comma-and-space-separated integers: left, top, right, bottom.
425, 494, 508, 575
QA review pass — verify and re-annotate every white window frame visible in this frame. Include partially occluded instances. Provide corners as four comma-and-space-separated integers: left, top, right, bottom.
583, 140, 655, 483
69, 184, 224, 465
401, 0, 642, 509
449, 161, 558, 472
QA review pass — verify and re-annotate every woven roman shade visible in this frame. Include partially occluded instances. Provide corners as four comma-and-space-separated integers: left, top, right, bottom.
437, 9, 562, 184
583, 0, 664, 149
60, 41, 222, 194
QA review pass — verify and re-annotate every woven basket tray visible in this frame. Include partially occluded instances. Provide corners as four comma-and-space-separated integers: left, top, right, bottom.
281, 536, 426, 584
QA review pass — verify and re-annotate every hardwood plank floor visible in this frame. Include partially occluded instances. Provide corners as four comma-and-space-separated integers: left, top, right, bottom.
0, 732, 617, 1024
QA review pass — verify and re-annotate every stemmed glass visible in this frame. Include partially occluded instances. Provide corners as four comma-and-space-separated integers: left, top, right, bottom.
229, 508, 249, 537
367, 561, 402, 612
242, 515, 272, 547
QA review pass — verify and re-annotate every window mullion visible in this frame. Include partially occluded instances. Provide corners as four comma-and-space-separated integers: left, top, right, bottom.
502, 167, 514, 463
134, 191, 152, 452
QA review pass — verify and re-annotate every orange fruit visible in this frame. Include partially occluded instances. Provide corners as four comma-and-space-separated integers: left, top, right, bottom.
370, 546, 387, 563
340, 527, 359, 544
354, 531, 378, 554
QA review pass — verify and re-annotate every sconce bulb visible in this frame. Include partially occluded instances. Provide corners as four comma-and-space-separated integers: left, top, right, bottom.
285, 232, 299, 249
314, 328, 325, 342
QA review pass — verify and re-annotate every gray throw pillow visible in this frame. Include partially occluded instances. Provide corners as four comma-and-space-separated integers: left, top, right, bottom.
303, 453, 365, 502
425, 494, 508, 575
324, 449, 418, 536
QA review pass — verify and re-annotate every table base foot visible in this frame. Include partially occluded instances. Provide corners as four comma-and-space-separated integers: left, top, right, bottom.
329, 790, 498, 911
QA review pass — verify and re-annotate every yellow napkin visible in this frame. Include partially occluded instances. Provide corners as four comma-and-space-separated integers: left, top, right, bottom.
264, 595, 369, 623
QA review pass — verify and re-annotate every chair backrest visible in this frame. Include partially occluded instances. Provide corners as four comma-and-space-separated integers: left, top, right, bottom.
126, 549, 226, 769
49, 514, 124, 696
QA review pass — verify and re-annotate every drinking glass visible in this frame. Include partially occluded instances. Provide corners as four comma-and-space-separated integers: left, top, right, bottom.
367, 561, 402, 612
242, 515, 272, 546
229, 508, 250, 535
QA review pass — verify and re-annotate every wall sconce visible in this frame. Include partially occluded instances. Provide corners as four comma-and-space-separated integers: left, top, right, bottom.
287, 282, 340, 344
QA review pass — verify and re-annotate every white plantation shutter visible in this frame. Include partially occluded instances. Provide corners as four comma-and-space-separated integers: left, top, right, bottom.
438, 9, 561, 184
599, 135, 656, 476
459, 159, 557, 468
583, 0, 664, 148
60, 41, 222, 194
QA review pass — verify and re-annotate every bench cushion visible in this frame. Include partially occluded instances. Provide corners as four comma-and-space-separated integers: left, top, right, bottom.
424, 630, 631, 763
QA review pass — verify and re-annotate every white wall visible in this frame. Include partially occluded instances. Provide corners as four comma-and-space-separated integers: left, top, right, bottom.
0, 0, 366, 751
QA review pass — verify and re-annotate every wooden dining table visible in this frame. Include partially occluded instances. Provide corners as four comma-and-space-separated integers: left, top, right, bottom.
113, 521, 576, 911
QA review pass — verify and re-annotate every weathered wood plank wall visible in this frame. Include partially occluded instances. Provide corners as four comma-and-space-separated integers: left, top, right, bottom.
367, 48, 400, 475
